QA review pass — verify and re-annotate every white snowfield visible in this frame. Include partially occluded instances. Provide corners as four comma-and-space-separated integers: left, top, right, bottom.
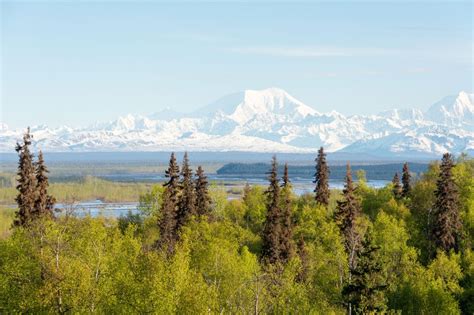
1, 88, 473, 158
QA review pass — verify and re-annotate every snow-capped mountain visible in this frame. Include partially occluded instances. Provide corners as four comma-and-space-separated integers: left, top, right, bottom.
1, 88, 473, 158
425, 91, 474, 129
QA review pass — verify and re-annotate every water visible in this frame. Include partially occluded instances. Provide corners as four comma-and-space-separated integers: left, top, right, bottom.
52, 176, 389, 218
55, 200, 140, 218
99, 173, 389, 187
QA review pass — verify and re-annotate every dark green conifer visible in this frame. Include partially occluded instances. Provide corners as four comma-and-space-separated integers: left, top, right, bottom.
158, 152, 180, 253
195, 165, 210, 216
334, 163, 361, 269
262, 155, 282, 264
177, 152, 196, 229
34, 151, 55, 219
343, 229, 387, 314
280, 163, 295, 263
432, 153, 461, 253
392, 172, 402, 200
401, 162, 411, 198
14, 128, 37, 227
314, 146, 330, 206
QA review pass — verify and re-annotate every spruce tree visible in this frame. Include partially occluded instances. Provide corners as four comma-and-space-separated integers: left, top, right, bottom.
14, 127, 37, 227
432, 153, 461, 253
314, 146, 330, 206
34, 150, 55, 219
262, 155, 282, 264
342, 229, 387, 314
158, 152, 180, 253
391, 172, 402, 200
195, 165, 210, 216
401, 162, 411, 198
177, 152, 196, 229
280, 163, 295, 263
334, 163, 361, 269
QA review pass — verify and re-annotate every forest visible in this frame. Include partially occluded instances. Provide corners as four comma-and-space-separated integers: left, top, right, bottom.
216, 162, 430, 180
0, 130, 473, 314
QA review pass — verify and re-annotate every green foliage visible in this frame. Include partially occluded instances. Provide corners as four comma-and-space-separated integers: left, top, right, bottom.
452, 158, 474, 246
408, 162, 439, 263
388, 251, 463, 314
372, 211, 418, 291
181, 219, 261, 313
138, 184, 164, 216
460, 249, 474, 314
343, 229, 387, 314
242, 185, 267, 234
0, 207, 15, 238
359, 184, 395, 220
293, 203, 347, 308
1, 155, 473, 313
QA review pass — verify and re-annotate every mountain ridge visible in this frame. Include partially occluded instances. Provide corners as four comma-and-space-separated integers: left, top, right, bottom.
1, 88, 473, 157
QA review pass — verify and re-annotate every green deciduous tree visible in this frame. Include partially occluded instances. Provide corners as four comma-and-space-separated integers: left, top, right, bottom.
242, 185, 267, 234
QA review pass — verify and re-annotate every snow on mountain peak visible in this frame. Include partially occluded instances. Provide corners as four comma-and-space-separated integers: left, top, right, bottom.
114, 114, 137, 131
229, 87, 319, 124
453, 91, 474, 115
379, 108, 423, 120
1, 89, 472, 157
425, 91, 474, 127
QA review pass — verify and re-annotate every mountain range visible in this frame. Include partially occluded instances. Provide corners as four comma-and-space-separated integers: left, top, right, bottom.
1, 88, 473, 158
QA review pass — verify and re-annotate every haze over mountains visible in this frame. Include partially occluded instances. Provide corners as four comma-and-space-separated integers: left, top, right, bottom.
1, 88, 473, 158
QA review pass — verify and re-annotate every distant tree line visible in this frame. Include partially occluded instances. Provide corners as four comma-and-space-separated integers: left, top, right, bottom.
217, 161, 429, 180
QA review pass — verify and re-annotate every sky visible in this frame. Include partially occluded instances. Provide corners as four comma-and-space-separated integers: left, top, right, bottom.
1, 1, 472, 128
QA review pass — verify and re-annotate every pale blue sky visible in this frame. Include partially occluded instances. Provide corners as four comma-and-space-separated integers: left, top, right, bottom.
1, 1, 472, 128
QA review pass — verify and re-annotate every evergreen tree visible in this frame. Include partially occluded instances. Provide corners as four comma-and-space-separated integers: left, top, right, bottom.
158, 152, 180, 253
334, 163, 361, 269
195, 165, 211, 217
280, 163, 295, 263
34, 151, 55, 219
262, 155, 282, 264
342, 229, 387, 314
392, 172, 402, 200
314, 146, 330, 207
432, 153, 461, 253
14, 127, 37, 227
401, 162, 411, 198
177, 152, 196, 229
